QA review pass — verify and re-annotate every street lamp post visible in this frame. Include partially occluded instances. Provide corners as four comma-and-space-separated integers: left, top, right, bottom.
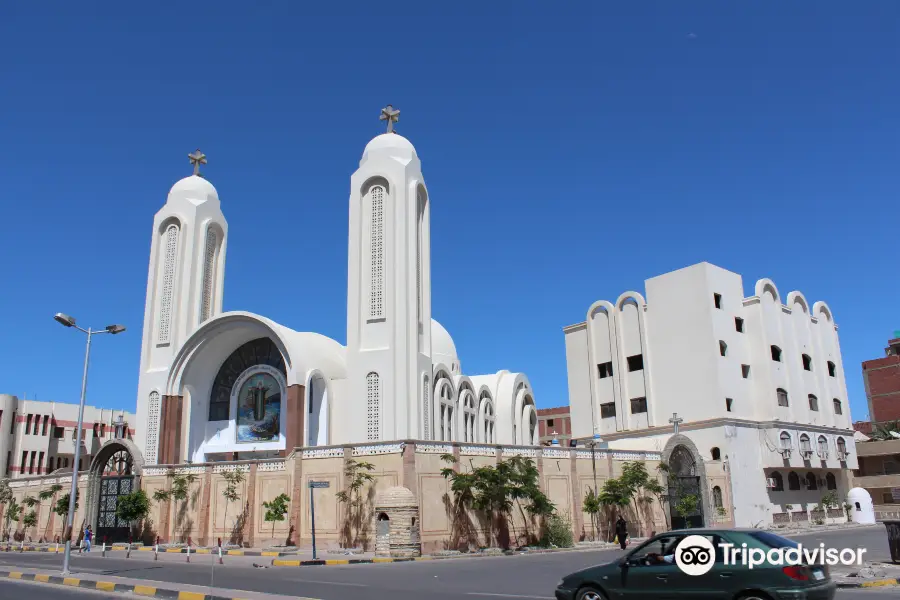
54, 313, 125, 575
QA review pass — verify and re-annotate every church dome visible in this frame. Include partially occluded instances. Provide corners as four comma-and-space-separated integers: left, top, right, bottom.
168, 175, 219, 204
362, 133, 417, 160
431, 319, 458, 370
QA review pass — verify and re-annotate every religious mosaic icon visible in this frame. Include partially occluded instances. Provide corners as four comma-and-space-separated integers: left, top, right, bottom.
236, 371, 281, 443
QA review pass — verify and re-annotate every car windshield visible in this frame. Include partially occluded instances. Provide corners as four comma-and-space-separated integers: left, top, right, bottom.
748, 531, 799, 549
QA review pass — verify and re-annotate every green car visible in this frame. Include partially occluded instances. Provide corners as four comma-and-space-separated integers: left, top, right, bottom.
555, 528, 836, 600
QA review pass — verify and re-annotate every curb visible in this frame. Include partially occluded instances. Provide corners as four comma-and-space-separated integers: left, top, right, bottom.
835, 577, 899, 589
0, 546, 295, 557
0, 569, 243, 599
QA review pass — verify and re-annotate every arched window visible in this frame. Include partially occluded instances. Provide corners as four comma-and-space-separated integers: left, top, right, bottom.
528, 407, 538, 445
788, 471, 801, 490
808, 395, 818, 411
460, 390, 477, 443
369, 185, 385, 319
366, 372, 380, 441
771, 471, 784, 491
776, 388, 789, 407
158, 223, 179, 344
836, 437, 847, 459
805, 472, 817, 490
711, 447, 721, 461
719, 340, 728, 357
825, 472, 837, 490
437, 379, 455, 441
481, 394, 495, 444
780, 431, 792, 451
799, 434, 812, 455
802, 354, 812, 371
146, 391, 161, 465
209, 338, 286, 421
833, 399, 843, 415
415, 188, 426, 351
827, 361, 836, 377
712, 486, 723, 509
200, 227, 218, 323
817, 435, 829, 458
771, 345, 782, 362
422, 376, 431, 440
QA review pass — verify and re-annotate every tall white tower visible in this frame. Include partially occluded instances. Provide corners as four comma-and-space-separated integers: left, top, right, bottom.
345, 111, 432, 443
134, 151, 228, 464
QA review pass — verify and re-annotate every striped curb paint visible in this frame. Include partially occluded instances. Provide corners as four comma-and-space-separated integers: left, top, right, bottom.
0, 569, 253, 599
835, 578, 899, 589
0, 546, 297, 557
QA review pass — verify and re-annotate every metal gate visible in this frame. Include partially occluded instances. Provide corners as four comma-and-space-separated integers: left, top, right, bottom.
97, 476, 134, 543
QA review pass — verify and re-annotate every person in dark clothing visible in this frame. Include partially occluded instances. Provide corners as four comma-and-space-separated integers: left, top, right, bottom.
615, 516, 628, 550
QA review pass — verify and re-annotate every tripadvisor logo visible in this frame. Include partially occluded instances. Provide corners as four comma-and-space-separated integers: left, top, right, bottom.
673, 535, 867, 576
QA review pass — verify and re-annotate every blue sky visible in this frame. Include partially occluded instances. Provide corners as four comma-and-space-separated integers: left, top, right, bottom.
1, 2, 897, 423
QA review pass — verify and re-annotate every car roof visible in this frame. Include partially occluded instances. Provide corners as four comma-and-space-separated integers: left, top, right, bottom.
654, 528, 763, 535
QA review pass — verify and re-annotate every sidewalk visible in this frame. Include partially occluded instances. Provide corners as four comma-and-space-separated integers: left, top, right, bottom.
0, 566, 315, 600
832, 562, 900, 589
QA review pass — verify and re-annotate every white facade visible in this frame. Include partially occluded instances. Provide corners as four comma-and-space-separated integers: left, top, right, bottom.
565, 262, 857, 527
135, 126, 539, 465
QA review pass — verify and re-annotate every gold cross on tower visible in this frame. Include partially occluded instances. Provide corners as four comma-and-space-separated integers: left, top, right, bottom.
188, 149, 207, 176
379, 105, 400, 133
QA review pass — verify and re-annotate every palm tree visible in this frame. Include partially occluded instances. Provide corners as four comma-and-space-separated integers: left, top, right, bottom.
869, 421, 900, 441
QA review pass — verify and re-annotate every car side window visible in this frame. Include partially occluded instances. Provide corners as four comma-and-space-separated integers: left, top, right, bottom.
627, 535, 684, 567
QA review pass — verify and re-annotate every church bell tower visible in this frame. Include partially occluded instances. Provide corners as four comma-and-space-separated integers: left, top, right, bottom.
134, 150, 228, 464
344, 107, 432, 442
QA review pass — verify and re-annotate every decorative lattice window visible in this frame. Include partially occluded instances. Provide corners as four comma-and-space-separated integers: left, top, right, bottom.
366, 372, 380, 441
462, 391, 477, 443
200, 228, 217, 323
369, 186, 384, 318
422, 376, 430, 440
482, 399, 495, 444
146, 391, 161, 465
438, 380, 454, 441
158, 224, 179, 344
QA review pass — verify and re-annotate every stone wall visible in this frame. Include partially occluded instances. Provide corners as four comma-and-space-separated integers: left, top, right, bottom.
1, 441, 671, 550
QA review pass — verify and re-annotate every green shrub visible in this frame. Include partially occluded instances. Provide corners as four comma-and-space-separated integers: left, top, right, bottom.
541, 513, 574, 548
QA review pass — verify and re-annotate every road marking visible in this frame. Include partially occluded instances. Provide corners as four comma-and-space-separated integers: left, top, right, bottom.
63, 577, 81, 586
467, 594, 554, 599
133, 584, 157, 596
33, 574, 49, 582
292, 579, 368, 587
177, 592, 207, 600
96, 581, 116, 591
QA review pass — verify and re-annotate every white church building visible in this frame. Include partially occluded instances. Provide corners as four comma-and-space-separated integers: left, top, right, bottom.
564, 262, 858, 528
135, 110, 539, 466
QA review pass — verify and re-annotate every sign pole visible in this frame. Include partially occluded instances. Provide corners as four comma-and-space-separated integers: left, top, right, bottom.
309, 485, 317, 561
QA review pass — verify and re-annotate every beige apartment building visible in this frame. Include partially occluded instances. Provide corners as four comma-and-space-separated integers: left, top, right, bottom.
0, 394, 134, 478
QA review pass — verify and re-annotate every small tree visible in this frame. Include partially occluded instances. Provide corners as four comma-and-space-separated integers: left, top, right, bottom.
116, 489, 151, 534
4, 499, 22, 541
0, 479, 11, 506
674, 494, 699, 522
152, 473, 198, 541
220, 470, 245, 542
643, 478, 668, 531
262, 493, 290, 541
335, 459, 375, 547
22, 510, 37, 539
38, 484, 63, 541
582, 489, 601, 541
440, 454, 477, 548
820, 491, 839, 511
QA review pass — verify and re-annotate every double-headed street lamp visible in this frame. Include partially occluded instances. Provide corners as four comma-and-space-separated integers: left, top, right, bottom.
54, 313, 125, 575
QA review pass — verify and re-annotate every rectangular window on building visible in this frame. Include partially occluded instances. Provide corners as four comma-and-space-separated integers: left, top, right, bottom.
20, 451, 27, 474
38, 452, 44, 473
25, 414, 32, 435
741, 364, 750, 379
53, 426, 64, 439
600, 402, 616, 419
597, 361, 614, 378
714, 293, 722, 309
726, 398, 733, 412
10, 412, 15, 434
735, 317, 744, 332
4, 451, 9, 476
627, 354, 644, 372
29, 451, 36, 475
42, 416, 49, 436
547, 419, 554, 427
630, 397, 648, 414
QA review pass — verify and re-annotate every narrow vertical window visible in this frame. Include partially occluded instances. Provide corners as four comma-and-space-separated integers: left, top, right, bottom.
366, 372, 380, 441
416, 189, 425, 350
422, 376, 430, 440
158, 223, 179, 344
146, 391, 161, 465
200, 228, 217, 323
369, 186, 384, 319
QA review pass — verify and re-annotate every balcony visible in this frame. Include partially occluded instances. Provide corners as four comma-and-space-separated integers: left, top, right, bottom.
857, 439, 900, 457
853, 473, 900, 489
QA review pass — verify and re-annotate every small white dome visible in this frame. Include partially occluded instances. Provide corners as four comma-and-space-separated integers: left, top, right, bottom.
431, 318, 458, 370
363, 133, 417, 160
168, 175, 219, 203
847, 487, 872, 501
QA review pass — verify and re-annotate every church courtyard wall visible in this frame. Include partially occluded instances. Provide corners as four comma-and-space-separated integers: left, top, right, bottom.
0, 441, 670, 550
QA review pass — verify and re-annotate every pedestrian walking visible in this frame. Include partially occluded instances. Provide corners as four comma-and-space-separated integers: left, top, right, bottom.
84, 526, 93, 552
615, 515, 628, 550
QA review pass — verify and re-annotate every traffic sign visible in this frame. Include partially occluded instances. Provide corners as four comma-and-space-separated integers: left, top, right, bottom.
308, 481, 330, 489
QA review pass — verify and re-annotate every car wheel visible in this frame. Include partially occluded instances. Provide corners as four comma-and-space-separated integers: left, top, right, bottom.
576, 587, 606, 600
737, 594, 772, 600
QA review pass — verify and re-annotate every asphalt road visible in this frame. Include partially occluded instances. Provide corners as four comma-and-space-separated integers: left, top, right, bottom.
0, 525, 892, 600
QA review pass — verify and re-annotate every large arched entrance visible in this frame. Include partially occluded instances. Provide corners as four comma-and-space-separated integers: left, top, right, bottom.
86, 440, 144, 543
665, 441, 706, 530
